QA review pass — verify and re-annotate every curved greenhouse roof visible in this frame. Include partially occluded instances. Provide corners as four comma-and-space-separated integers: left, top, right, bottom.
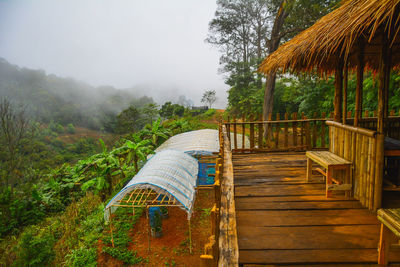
104, 150, 198, 221
155, 129, 220, 156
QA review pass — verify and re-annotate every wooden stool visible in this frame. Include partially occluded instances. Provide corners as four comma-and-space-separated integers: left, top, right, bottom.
306, 151, 352, 197
378, 208, 400, 265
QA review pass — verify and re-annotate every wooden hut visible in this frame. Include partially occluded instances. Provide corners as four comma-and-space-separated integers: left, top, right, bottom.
259, 0, 400, 210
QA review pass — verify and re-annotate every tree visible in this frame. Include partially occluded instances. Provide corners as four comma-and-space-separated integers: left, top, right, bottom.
159, 102, 185, 118
0, 98, 31, 191
141, 103, 159, 125
121, 135, 153, 172
140, 118, 171, 147
116, 105, 141, 134
201, 90, 217, 109
207, 0, 339, 123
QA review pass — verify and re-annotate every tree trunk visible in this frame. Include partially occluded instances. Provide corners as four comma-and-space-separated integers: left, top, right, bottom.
263, 0, 287, 138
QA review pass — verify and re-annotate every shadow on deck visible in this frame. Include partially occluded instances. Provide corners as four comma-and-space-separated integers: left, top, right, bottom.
233, 152, 400, 266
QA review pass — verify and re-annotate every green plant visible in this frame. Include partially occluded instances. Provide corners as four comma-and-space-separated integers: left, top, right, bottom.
66, 123, 76, 134
65, 247, 97, 267
15, 226, 56, 267
102, 247, 144, 265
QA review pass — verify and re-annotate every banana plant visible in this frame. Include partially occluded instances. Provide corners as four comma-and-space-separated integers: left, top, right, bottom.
140, 118, 171, 147
115, 135, 153, 173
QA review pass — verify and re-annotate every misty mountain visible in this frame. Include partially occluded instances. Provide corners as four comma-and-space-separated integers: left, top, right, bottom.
0, 58, 154, 129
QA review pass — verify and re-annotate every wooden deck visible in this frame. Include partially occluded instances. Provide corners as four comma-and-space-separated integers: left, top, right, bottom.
233, 152, 400, 266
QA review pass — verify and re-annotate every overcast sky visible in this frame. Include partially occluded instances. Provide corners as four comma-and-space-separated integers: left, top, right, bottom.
0, 0, 228, 108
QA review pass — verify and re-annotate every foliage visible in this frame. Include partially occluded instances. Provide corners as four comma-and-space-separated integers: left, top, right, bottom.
102, 247, 144, 265
0, 98, 31, 190
207, 0, 339, 118
116, 105, 141, 134
14, 225, 56, 267
66, 123, 76, 134
140, 118, 171, 147
159, 102, 186, 118
48, 120, 64, 133
0, 58, 155, 130
65, 247, 97, 267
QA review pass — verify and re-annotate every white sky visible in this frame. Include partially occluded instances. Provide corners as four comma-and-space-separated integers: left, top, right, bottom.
0, 0, 228, 108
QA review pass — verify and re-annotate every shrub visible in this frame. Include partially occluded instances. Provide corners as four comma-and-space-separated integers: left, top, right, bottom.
66, 123, 76, 134
102, 247, 144, 265
65, 247, 97, 267
15, 226, 56, 267
48, 121, 64, 134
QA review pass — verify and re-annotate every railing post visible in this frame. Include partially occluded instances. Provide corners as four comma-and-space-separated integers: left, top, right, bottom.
258, 114, 263, 149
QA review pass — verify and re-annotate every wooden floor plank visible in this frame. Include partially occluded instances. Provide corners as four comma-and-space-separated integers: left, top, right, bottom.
232, 152, 393, 265
239, 249, 400, 264
236, 199, 363, 210
236, 209, 379, 226
237, 225, 379, 249
235, 184, 326, 197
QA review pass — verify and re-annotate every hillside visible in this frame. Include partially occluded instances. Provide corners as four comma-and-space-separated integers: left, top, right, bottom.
0, 58, 154, 129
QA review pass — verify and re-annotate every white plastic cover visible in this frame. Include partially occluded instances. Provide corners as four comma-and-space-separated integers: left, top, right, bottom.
155, 129, 220, 156
104, 150, 198, 221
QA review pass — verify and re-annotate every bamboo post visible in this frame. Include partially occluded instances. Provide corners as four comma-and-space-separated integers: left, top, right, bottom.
322, 112, 326, 148
267, 113, 272, 144
188, 218, 192, 254
147, 207, 151, 251
233, 116, 237, 150
378, 223, 390, 266
275, 113, 280, 148
374, 32, 391, 210
108, 208, 115, 248
258, 114, 263, 149
242, 115, 245, 151
226, 116, 230, 142
355, 40, 365, 127
305, 116, 311, 150
284, 113, 289, 148
334, 56, 344, 122
292, 112, 298, 148
312, 112, 317, 148
300, 113, 305, 148
250, 119, 255, 149
343, 62, 348, 125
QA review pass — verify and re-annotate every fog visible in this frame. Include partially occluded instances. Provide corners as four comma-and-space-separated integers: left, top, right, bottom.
0, 0, 228, 108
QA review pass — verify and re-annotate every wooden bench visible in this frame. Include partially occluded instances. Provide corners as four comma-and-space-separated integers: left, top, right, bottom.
378, 208, 400, 265
306, 151, 352, 197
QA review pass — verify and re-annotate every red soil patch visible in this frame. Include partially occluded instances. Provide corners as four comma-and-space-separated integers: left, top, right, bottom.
98, 189, 214, 266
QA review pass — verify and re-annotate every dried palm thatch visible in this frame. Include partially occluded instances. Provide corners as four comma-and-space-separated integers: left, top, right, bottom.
258, 0, 400, 75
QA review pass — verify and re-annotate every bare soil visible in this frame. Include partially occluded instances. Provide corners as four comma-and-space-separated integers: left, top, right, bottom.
98, 189, 214, 266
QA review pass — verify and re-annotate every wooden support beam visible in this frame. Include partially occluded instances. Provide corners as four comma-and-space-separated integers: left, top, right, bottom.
334, 56, 344, 122
375, 33, 391, 210
355, 40, 365, 127
343, 62, 348, 125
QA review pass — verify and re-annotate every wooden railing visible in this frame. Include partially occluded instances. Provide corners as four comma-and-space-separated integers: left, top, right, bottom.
224, 113, 330, 152
223, 111, 400, 153
201, 125, 238, 267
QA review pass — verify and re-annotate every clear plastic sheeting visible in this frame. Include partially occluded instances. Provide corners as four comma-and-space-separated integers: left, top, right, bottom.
104, 150, 198, 222
155, 129, 220, 156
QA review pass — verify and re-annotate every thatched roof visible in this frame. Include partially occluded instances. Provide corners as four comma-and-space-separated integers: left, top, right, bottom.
258, 0, 400, 75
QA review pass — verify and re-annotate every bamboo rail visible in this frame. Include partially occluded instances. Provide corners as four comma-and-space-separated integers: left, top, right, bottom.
223, 111, 400, 153
327, 121, 379, 210
201, 125, 238, 267
224, 113, 329, 152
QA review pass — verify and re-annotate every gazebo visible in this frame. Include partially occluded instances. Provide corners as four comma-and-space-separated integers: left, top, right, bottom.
259, 0, 400, 211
